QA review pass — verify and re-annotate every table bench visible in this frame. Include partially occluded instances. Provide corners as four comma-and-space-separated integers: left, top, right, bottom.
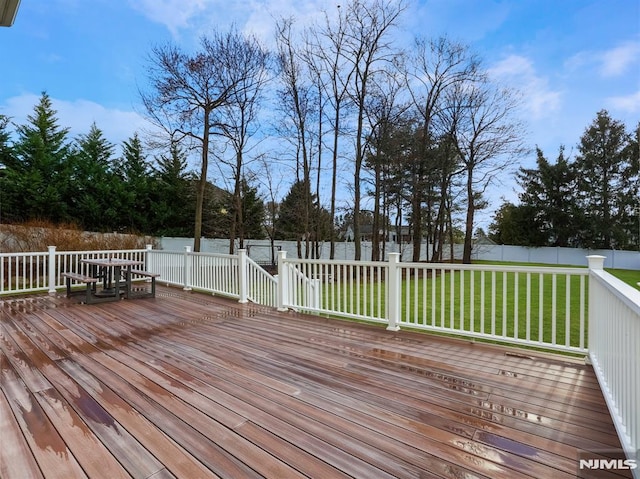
127, 269, 160, 299
61, 272, 99, 304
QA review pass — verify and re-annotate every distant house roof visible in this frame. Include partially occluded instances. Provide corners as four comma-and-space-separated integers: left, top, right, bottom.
0, 0, 21, 27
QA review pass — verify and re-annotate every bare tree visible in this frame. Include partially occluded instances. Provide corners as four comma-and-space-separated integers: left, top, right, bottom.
404, 36, 480, 262
446, 79, 527, 263
257, 155, 287, 266
306, 7, 354, 259
213, 33, 270, 253
342, 0, 407, 260
275, 18, 316, 258
364, 67, 407, 260
140, 30, 262, 251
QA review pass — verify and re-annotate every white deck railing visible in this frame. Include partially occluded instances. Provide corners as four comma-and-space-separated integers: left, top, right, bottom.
0, 246, 148, 294
277, 252, 590, 354
587, 256, 640, 462
147, 248, 278, 307
1, 246, 637, 465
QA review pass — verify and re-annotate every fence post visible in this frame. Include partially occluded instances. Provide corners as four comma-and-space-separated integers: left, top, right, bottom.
387, 252, 401, 331
238, 249, 248, 304
48, 245, 57, 294
277, 250, 288, 311
183, 246, 192, 291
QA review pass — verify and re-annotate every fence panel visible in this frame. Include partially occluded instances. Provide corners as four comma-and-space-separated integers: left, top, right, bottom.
147, 250, 185, 287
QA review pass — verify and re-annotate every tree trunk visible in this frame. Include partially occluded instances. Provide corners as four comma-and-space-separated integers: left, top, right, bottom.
193, 110, 211, 252
463, 170, 474, 263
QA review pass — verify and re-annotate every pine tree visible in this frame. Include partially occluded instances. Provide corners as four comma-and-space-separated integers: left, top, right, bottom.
8, 92, 73, 223
72, 122, 117, 231
117, 133, 151, 233
517, 147, 577, 246
572, 110, 631, 248
151, 142, 195, 236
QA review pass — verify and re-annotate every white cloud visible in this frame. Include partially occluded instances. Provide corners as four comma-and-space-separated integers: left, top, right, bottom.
127, 0, 208, 38
242, 0, 339, 39
2, 94, 153, 151
599, 41, 640, 77
566, 40, 640, 78
607, 89, 640, 114
128, 0, 347, 45
488, 55, 562, 119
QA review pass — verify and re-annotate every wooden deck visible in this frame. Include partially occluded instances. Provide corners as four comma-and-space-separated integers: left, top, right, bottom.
0, 286, 632, 479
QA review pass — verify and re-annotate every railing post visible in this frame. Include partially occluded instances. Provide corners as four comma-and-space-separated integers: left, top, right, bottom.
277, 250, 288, 311
387, 252, 401, 331
145, 244, 153, 271
586, 254, 606, 271
238, 249, 248, 304
48, 245, 56, 294
311, 278, 321, 314
183, 246, 192, 291
585, 255, 606, 365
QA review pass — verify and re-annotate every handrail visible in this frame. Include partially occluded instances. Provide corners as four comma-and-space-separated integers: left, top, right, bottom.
587, 256, 639, 464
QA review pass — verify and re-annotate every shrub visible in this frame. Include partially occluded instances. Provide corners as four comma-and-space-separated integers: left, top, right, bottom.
0, 220, 158, 252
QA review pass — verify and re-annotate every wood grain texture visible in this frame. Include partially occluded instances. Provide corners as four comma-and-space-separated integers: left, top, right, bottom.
0, 288, 632, 479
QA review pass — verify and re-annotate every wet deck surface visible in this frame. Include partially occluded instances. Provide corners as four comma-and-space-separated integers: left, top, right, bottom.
0, 286, 632, 478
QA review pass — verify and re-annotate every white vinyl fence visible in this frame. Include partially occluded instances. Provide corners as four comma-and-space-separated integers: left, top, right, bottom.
159, 237, 640, 269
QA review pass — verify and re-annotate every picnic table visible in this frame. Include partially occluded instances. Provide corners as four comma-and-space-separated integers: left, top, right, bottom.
62, 258, 159, 303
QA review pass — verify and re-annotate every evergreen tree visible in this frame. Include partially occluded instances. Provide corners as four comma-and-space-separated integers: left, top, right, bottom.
516, 146, 577, 246
488, 201, 546, 246
572, 110, 631, 248
116, 133, 151, 233
0, 115, 13, 223
275, 180, 334, 247
235, 177, 265, 240
71, 122, 117, 231
276, 181, 311, 241
151, 142, 195, 236
5, 92, 73, 223
0, 114, 12, 168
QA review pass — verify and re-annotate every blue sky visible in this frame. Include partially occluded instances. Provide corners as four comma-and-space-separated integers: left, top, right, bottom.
1, 0, 639, 223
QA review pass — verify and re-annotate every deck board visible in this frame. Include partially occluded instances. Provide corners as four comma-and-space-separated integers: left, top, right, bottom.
0, 287, 633, 479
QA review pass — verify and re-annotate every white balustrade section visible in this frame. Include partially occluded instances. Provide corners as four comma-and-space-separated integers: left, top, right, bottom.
246, 255, 278, 308
277, 251, 388, 323
587, 255, 640, 465
396, 261, 589, 354
146, 249, 277, 305
276, 253, 590, 353
0, 250, 50, 293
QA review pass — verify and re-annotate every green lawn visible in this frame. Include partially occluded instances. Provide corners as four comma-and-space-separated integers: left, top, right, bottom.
608, 268, 640, 288
314, 261, 638, 352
